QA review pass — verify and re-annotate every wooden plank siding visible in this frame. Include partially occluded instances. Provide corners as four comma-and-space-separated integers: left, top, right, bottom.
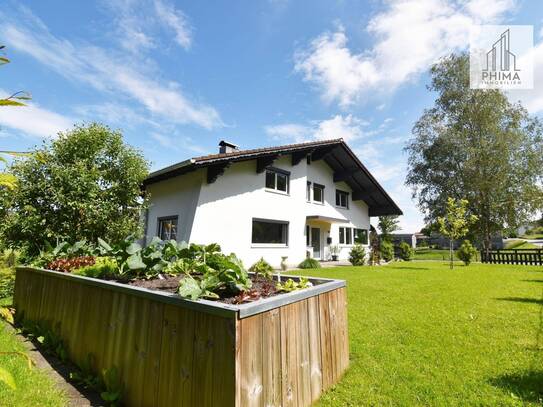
481, 249, 543, 266
14, 268, 348, 407
237, 287, 349, 407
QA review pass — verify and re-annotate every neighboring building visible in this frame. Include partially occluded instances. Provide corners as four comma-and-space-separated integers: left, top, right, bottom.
143, 139, 402, 268
390, 233, 418, 248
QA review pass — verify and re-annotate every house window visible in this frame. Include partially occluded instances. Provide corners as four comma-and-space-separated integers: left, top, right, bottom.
265, 168, 289, 193
313, 183, 324, 203
336, 190, 349, 208
339, 227, 352, 245
354, 228, 368, 245
306, 225, 310, 246
306, 182, 311, 201
158, 216, 178, 241
252, 219, 289, 245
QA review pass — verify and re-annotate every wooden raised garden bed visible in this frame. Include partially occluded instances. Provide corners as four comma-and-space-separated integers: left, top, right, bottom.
14, 266, 349, 407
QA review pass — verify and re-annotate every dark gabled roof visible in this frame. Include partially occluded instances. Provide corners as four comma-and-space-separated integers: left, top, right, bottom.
144, 138, 402, 216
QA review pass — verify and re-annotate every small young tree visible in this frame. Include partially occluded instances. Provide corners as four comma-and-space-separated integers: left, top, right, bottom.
380, 241, 394, 262
457, 240, 478, 266
398, 242, 414, 261
437, 198, 478, 269
348, 244, 366, 266
378, 215, 400, 242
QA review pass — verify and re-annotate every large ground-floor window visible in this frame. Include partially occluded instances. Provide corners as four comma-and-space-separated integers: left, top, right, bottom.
252, 218, 289, 245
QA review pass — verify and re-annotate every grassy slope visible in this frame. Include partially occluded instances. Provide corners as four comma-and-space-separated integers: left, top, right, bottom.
295, 262, 543, 406
0, 265, 67, 406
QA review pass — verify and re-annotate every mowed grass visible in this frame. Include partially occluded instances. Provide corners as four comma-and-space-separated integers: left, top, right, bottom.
0, 292, 67, 405
413, 248, 459, 261
295, 261, 543, 406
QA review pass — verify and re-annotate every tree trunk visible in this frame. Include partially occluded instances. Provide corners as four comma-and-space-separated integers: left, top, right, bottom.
450, 238, 454, 269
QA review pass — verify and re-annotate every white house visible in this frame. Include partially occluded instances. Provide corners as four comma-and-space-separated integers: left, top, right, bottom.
143, 139, 402, 268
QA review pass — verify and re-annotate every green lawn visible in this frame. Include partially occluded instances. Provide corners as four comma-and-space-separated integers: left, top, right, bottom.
505, 240, 539, 250
0, 265, 67, 406
295, 261, 543, 406
413, 248, 464, 261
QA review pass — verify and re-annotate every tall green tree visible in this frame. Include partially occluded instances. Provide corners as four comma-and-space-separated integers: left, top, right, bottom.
2, 123, 149, 255
406, 53, 543, 251
378, 215, 400, 242
437, 198, 478, 269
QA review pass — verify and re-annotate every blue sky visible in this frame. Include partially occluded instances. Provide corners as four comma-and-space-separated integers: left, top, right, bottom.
1, 0, 542, 232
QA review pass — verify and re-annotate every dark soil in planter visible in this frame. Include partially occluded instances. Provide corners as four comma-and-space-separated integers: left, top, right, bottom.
127, 274, 280, 304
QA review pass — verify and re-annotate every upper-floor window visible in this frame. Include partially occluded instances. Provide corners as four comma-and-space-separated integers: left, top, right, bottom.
336, 190, 349, 209
158, 216, 178, 241
354, 228, 368, 245
306, 181, 311, 201
313, 183, 324, 203
265, 168, 289, 193
252, 218, 289, 245
339, 227, 352, 245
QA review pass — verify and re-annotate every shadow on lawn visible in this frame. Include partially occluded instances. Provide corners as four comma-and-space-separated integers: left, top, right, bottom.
490, 371, 543, 403
490, 286, 543, 403
521, 280, 543, 283
495, 297, 543, 305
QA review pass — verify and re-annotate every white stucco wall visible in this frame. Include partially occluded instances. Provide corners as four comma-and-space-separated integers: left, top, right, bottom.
145, 171, 203, 243
144, 155, 371, 268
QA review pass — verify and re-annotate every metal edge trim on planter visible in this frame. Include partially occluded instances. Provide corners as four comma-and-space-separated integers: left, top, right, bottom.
16, 267, 346, 320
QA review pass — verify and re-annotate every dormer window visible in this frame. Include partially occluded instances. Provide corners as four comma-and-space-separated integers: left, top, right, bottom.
265, 168, 289, 193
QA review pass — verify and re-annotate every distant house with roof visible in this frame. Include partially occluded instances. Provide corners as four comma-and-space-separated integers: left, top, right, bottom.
142, 139, 402, 267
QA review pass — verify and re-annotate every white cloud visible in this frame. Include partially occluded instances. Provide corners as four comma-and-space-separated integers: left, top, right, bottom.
0, 102, 74, 138
509, 40, 543, 113
294, 0, 515, 106
153, 0, 192, 49
265, 114, 369, 143
264, 123, 311, 142
0, 8, 220, 129
314, 114, 366, 142
105, 0, 192, 53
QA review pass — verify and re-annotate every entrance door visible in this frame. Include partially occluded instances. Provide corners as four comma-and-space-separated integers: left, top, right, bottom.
311, 227, 321, 259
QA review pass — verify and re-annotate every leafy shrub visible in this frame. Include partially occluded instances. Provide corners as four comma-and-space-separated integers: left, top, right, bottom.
0, 268, 15, 299
249, 257, 274, 279
398, 242, 414, 261
381, 241, 394, 262
457, 240, 478, 266
73, 257, 119, 279
348, 244, 366, 266
46, 256, 96, 273
276, 277, 312, 292
298, 258, 321, 269
2, 248, 19, 267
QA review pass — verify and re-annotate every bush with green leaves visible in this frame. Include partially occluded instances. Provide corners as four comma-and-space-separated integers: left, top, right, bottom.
348, 244, 366, 266
73, 257, 119, 279
2, 123, 149, 257
381, 241, 394, 262
457, 240, 478, 266
0, 267, 15, 299
249, 257, 274, 279
398, 242, 414, 261
298, 257, 321, 269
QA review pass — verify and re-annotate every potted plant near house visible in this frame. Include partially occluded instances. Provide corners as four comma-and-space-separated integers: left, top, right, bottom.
329, 244, 340, 261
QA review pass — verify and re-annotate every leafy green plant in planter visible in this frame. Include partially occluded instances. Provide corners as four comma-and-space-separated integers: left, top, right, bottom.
398, 242, 414, 261
349, 244, 366, 266
457, 240, 478, 266
298, 258, 321, 269
276, 277, 312, 292
72, 257, 119, 279
249, 257, 274, 279
381, 241, 394, 262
